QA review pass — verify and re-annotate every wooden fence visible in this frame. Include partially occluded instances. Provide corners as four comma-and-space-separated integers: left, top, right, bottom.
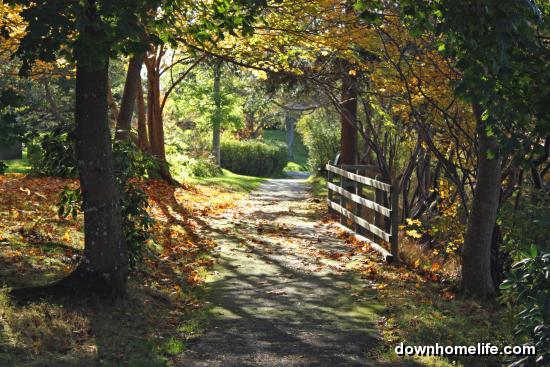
326, 163, 398, 262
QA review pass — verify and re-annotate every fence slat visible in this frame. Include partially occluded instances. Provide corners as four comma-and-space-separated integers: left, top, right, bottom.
327, 200, 391, 242
327, 182, 391, 217
326, 164, 391, 192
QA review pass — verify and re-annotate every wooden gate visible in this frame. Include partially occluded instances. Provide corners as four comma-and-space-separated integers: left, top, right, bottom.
326, 163, 398, 262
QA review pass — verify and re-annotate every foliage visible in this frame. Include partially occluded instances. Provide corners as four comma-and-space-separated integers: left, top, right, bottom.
262, 129, 308, 172
27, 123, 77, 177
166, 63, 244, 133
296, 109, 340, 172
58, 187, 82, 220
499, 191, 550, 257
0, 161, 6, 175
500, 247, 550, 366
113, 143, 158, 268
220, 138, 287, 176
0, 86, 26, 145
166, 141, 222, 179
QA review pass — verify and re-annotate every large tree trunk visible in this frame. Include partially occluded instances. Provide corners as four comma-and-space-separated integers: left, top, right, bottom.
461, 103, 501, 298
340, 71, 358, 165
212, 61, 221, 165
11, 4, 128, 301
115, 53, 145, 141
74, 57, 127, 297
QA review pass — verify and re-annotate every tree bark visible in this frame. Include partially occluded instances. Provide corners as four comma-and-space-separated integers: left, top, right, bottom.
73, 57, 127, 297
285, 111, 295, 160
212, 61, 222, 165
136, 75, 149, 152
115, 53, 145, 141
145, 51, 172, 181
461, 103, 501, 298
340, 71, 358, 165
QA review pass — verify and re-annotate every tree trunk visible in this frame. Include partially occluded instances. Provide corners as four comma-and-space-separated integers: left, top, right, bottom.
74, 57, 127, 297
9, 0, 127, 302
285, 111, 295, 160
340, 71, 358, 165
136, 75, 149, 152
115, 53, 145, 141
212, 61, 222, 165
145, 52, 172, 181
461, 103, 501, 298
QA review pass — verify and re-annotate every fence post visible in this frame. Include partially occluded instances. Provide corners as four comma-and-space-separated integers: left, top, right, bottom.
327, 164, 334, 215
390, 179, 400, 263
339, 169, 346, 226
355, 169, 367, 236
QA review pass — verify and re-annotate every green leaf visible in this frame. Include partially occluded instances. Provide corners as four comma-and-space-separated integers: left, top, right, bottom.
530, 244, 538, 259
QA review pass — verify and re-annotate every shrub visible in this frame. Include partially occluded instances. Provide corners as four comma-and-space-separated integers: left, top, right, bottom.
166, 141, 221, 179
296, 109, 340, 172
500, 247, 550, 366
0, 161, 6, 174
220, 138, 287, 176
27, 123, 77, 177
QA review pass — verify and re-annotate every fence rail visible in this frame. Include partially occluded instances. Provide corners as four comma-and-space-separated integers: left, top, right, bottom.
326, 163, 398, 262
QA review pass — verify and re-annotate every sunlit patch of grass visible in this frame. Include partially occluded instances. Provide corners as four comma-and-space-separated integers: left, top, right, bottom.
188, 169, 265, 193
3, 150, 31, 174
307, 174, 327, 199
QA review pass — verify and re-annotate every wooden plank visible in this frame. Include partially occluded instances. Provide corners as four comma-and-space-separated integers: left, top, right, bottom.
333, 223, 394, 263
339, 164, 381, 173
326, 164, 391, 192
327, 182, 391, 217
327, 199, 391, 242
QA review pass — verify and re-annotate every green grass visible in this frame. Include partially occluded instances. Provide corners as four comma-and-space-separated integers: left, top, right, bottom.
3, 150, 31, 174
307, 175, 327, 199
262, 129, 308, 172
188, 169, 265, 193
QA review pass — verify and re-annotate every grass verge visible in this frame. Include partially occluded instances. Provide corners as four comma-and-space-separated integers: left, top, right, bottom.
307, 174, 327, 199
187, 169, 265, 193
326, 225, 515, 367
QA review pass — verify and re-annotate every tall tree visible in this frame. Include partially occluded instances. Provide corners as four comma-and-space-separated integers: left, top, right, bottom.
212, 60, 222, 165
5, 0, 148, 297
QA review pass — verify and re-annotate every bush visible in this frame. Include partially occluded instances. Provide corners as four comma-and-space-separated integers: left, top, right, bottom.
500, 247, 550, 366
0, 161, 6, 174
166, 141, 222, 178
220, 138, 288, 176
27, 123, 77, 177
296, 109, 340, 172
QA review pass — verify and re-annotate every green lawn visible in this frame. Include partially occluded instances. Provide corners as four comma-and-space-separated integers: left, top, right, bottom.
188, 169, 265, 193
262, 129, 308, 172
3, 150, 31, 174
